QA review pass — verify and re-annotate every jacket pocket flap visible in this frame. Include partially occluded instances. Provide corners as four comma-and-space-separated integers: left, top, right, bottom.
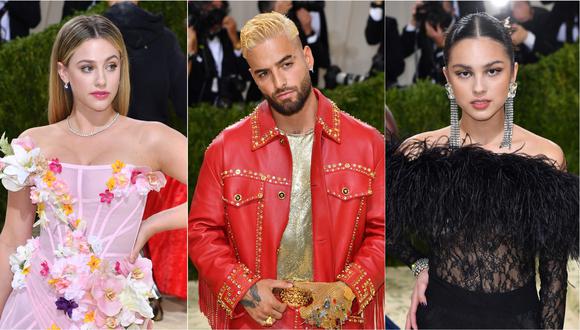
223, 176, 264, 206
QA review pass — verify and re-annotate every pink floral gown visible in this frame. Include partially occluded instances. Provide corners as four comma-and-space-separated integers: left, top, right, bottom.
0, 137, 166, 329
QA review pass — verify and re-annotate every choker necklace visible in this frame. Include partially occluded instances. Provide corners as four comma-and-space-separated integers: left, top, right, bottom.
67, 112, 120, 137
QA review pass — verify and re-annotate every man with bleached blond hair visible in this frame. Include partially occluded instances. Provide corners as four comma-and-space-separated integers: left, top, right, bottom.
189, 12, 384, 329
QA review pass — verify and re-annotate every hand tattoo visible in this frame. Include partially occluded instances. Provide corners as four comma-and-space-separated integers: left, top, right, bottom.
240, 284, 261, 308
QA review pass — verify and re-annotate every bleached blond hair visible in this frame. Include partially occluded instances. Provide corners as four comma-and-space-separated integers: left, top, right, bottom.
240, 12, 300, 58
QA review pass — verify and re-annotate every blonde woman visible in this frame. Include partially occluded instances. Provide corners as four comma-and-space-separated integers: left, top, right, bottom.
0, 15, 186, 328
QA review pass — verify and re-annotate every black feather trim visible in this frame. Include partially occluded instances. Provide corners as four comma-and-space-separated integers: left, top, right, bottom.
387, 139, 579, 260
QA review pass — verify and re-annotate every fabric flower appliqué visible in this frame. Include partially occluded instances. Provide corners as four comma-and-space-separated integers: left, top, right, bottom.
99, 161, 166, 204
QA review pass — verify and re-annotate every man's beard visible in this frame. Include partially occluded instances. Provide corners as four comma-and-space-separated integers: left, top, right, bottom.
264, 73, 312, 116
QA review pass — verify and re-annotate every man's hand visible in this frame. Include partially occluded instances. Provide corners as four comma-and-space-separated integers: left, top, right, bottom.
187, 25, 197, 55
222, 16, 239, 46
293, 281, 354, 329
296, 8, 313, 36
410, 1, 423, 27
240, 279, 292, 326
425, 22, 445, 48
511, 23, 528, 46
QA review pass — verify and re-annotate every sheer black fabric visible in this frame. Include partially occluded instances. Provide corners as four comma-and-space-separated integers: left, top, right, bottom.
386, 141, 579, 329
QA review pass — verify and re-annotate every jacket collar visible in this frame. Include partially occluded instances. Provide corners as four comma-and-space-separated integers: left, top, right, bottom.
250, 88, 341, 151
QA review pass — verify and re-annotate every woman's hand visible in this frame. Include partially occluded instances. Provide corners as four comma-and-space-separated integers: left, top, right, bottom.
405, 270, 428, 330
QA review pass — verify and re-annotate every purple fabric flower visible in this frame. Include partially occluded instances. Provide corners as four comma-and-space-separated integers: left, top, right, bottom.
55, 297, 78, 318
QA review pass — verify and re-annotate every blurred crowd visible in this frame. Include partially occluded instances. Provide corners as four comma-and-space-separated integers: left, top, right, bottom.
187, 0, 386, 108
387, 1, 579, 88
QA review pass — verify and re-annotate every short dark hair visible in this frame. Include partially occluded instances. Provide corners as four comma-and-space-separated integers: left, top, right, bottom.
258, 1, 275, 13
444, 12, 514, 67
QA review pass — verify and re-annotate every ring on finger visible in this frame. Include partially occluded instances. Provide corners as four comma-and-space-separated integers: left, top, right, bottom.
263, 315, 275, 327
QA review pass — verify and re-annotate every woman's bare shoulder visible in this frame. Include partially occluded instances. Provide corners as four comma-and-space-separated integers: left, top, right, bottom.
18, 123, 63, 144
515, 125, 565, 168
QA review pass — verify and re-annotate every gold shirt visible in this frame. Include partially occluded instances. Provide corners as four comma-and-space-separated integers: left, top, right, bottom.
277, 131, 314, 280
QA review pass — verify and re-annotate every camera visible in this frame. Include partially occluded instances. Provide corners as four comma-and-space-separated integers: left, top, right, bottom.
188, 1, 230, 38
324, 65, 368, 89
414, 2, 452, 32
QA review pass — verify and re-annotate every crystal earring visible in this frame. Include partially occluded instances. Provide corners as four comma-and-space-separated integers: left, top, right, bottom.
64, 82, 70, 89
446, 83, 460, 148
500, 82, 517, 149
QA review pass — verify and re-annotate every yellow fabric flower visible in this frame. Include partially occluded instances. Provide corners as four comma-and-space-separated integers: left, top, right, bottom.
60, 193, 72, 204
116, 173, 128, 187
84, 311, 95, 323
106, 177, 116, 191
37, 202, 45, 215
43, 171, 56, 187
111, 160, 125, 173
22, 266, 30, 275
48, 278, 58, 286
47, 324, 60, 330
87, 255, 101, 272
62, 204, 73, 216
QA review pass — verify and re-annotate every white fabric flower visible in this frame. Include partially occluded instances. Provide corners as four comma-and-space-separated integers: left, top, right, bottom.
0, 144, 40, 191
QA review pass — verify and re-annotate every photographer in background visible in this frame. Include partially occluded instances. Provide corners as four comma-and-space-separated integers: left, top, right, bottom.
401, 1, 484, 85
188, 0, 248, 108
365, 1, 388, 86
287, 1, 330, 87
401, 1, 452, 85
509, 1, 557, 65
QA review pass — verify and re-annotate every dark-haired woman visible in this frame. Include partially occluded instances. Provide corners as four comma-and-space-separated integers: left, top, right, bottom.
387, 12, 578, 329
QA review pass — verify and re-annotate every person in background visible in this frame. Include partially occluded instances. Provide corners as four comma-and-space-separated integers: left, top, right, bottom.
62, 1, 98, 19
0, 1, 40, 43
188, 0, 248, 108
365, 1, 390, 88
104, 0, 186, 125
509, 1, 557, 64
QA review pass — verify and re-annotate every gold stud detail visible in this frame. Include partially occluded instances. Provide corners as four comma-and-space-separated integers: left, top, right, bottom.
234, 194, 242, 201
278, 191, 286, 200
342, 187, 350, 195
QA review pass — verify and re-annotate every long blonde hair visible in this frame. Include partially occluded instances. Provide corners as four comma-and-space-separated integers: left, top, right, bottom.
48, 15, 130, 124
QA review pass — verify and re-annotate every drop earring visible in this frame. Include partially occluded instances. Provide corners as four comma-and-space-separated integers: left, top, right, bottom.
446, 83, 460, 148
500, 82, 517, 149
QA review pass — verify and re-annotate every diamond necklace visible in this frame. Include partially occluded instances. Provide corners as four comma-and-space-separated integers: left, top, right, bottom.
66, 112, 120, 137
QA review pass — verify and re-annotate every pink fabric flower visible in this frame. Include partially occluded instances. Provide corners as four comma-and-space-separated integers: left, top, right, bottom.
118, 257, 153, 286
91, 275, 124, 317
114, 261, 122, 275
29, 186, 42, 203
40, 261, 49, 277
51, 179, 68, 196
49, 158, 62, 174
146, 172, 166, 192
12, 136, 35, 151
99, 190, 114, 204
130, 169, 144, 184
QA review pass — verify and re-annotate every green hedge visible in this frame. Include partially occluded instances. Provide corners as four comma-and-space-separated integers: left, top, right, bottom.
187, 74, 384, 279
0, 2, 186, 226
386, 43, 579, 174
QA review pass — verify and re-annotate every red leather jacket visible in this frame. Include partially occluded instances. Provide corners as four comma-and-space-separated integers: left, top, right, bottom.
189, 89, 385, 329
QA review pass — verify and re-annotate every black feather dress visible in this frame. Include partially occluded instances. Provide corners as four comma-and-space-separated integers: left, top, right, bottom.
387, 139, 579, 329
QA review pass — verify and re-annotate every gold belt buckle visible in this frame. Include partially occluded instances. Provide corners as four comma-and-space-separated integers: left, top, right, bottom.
279, 284, 312, 308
